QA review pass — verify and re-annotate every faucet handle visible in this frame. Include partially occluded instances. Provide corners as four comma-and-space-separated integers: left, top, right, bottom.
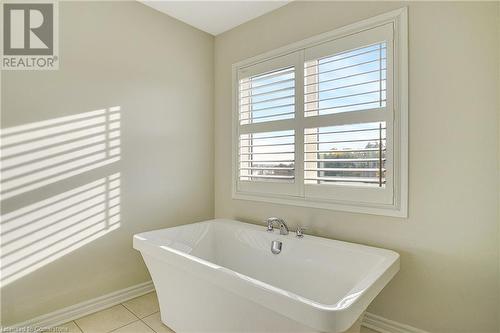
296, 225, 308, 238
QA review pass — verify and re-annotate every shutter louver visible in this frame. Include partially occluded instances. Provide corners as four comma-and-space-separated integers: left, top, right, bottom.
239, 67, 295, 125
304, 43, 387, 117
238, 65, 296, 184
304, 122, 386, 187
239, 130, 295, 183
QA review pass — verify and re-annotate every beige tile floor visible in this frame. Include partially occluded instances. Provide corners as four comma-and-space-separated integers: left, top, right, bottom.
56, 291, 376, 333
55, 292, 173, 333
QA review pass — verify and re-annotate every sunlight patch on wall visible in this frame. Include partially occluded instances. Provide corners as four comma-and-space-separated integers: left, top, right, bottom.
0, 107, 121, 199
0, 107, 123, 286
0, 173, 121, 286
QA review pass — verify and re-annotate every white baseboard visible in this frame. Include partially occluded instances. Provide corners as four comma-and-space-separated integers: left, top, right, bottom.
363, 312, 430, 333
11, 281, 155, 330
10, 280, 427, 333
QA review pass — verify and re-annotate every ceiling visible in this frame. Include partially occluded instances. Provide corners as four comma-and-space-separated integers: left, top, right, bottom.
140, 1, 291, 35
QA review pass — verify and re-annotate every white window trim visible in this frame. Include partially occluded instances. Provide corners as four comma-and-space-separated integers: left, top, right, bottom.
231, 7, 408, 218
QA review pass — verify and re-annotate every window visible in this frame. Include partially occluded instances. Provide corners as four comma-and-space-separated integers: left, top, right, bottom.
232, 8, 408, 217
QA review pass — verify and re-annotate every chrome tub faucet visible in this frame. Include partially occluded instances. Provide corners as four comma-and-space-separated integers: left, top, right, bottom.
265, 217, 289, 235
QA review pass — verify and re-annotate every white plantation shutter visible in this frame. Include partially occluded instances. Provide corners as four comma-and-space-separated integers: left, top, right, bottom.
303, 41, 388, 189
233, 13, 408, 216
302, 24, 394, 204
237, 53, 301, 196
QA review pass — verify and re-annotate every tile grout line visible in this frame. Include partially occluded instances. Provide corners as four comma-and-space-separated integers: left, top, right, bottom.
108, 303, 161, 333
104, 304, 142, 333
118, 303, 161, 333
72, 320, 84, 333
119, 295, 162, 333
120, 303, 141, 321
139, 314, 161, 333
120, 302, 141, 321
108, 321, 140, 333
106, 319, 141, 333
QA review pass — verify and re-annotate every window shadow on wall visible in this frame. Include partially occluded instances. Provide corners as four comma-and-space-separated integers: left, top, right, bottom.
0, 107, 122, 287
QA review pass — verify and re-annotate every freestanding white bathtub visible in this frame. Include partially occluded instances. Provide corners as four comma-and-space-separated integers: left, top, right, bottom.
133, 219, 399, 333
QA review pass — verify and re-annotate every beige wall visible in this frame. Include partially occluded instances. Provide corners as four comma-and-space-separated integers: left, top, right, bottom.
214, 2, 499, 333
498, 3, 500, 327
1, 1, 214, 325
1, 1, 499, 331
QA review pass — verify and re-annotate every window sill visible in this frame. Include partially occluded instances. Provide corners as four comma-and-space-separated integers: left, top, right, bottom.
232, 191, 407, 218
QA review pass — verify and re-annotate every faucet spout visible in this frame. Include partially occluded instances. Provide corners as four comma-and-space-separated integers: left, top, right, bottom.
265, 217, 289, 235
